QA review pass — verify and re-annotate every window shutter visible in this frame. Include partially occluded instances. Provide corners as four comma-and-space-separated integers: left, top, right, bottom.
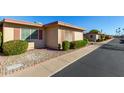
14, 28, 20, 40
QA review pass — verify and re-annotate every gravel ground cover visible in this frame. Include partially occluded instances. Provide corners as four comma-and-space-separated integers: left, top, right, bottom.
0, 49, 74, 75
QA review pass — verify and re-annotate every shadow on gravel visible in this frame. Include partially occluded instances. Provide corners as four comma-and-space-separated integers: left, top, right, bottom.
0, 52, 5, 56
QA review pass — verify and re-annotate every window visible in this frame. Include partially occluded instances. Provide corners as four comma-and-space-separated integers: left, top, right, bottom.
90, 35, 93, 38
21, 28, 30, 40
21, 28, 42, 40
31, 29, 38, 39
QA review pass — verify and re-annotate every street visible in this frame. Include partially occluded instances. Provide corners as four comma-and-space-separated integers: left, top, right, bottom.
53, 38, 124, 77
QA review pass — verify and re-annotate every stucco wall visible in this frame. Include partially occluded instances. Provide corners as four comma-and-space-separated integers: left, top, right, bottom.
59, 29, 75, 42
3, 23, 45, 48
45, 26, 58, 49
59, 26, 83, 42
58, 28, 62, 45
3, 26, 14, 42
74, 31, 83, 40
58, 26, 75, 42
2, 22, 84, 49
86, 34, 100, 42
96, 34, 99, 40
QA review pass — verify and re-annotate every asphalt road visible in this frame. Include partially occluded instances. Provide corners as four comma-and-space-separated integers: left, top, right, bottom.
53, 38, 124, 77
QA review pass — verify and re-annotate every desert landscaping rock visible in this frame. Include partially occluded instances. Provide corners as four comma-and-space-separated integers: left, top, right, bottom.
0, 48, 74, 75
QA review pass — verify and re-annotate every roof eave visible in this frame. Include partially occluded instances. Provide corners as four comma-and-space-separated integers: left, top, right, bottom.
3, 18, 43, 28
44, 21, 85, 31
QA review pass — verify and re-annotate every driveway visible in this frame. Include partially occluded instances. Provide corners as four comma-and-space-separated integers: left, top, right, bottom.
53, 38, 124, 77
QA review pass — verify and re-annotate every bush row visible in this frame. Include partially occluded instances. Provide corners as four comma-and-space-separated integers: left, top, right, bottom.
96, 39, 104, 42
3, 40, 28, 55
96, 35, 112, 42
62, 39, 88, 51
62, 41, 70, 51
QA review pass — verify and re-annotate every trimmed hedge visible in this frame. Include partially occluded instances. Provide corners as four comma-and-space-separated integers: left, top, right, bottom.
105, 35, 111, 40
3, 40, 28, 55
96, 39, 101, 42
62, 41, 70, 51
83, 38, 89, 43
96, 38, 104, 42
70, 39, 88, 49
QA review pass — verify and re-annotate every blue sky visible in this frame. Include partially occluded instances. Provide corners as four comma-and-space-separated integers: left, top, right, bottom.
0, 16, 124, 35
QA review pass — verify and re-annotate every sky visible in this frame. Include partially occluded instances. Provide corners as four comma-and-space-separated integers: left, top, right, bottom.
0, 16, 124, 35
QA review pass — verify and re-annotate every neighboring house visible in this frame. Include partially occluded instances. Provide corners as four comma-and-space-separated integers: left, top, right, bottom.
84, 31, 102, 42
0, 18, 85, 49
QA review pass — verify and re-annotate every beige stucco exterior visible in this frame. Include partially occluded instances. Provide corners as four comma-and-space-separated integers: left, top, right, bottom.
45, 26, 58, 49
58, 27, 75, 46
45, 26, 83, 49
3, 26, 14, 42
58, 26, 83, 41
74, 31, 83, 40
3, 23, 45, 49
28, 42, 35, 50
1, 19, 85, 50
86, 33, 101, 42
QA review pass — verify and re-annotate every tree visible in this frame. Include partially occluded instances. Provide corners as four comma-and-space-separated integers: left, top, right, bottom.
116, 28, 121, 36
89, 29, 100, 34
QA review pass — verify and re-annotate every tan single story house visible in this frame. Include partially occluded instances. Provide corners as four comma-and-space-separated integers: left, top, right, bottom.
84, 31, 102, 42
0, 18, 85, 49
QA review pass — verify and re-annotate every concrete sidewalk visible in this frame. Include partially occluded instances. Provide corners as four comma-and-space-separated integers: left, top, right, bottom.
6, 39, 113, 77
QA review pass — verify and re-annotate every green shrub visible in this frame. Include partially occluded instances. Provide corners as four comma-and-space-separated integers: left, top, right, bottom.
70, 39, 88, 49
84, 38, 89, 43
62, 41, 70, 51
96, 39, 101, 42
105, 35, 111, 40
3, 40, 28, 55
101, 35, 105, 40
96, 38, 104, 42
